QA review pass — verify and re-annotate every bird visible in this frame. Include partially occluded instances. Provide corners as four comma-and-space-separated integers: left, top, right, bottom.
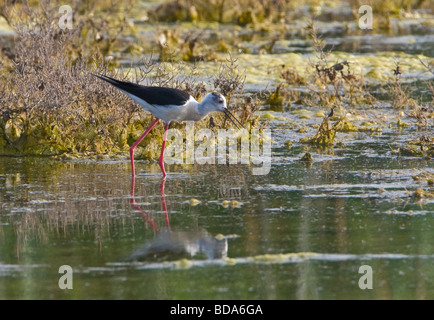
94, 74, 244, 177
331, 61, 349, 71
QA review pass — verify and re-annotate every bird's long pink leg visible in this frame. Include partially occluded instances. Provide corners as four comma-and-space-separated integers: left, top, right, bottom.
158, 123, 170, 177
130, 118, 160, 177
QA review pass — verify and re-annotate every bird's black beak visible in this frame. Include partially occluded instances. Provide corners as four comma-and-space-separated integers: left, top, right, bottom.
223, 107, 244, 130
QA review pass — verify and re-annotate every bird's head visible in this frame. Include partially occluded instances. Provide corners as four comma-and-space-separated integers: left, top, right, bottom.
202, 92, 227, 112
201, 92, 244, 130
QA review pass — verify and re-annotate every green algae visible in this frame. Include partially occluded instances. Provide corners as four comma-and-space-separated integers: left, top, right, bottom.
161, 252, 319, 270
266, 83, 287, 107
300, 116, 337, 147
300, 152, 313, 162
260, 112, 290, 121
336, 120, 358, 132
0, 116, 157, 158
185, 51, 433, 89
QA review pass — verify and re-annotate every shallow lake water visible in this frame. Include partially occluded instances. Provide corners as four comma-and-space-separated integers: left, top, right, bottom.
0, 113, 433, 299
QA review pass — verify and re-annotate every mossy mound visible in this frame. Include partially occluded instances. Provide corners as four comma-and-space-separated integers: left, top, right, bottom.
0, 117, 149, 158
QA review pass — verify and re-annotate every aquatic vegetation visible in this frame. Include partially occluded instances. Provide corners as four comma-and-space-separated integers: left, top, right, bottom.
266, 83, 287, 108
337, 119, 358, 132
239, 96, 260, 127
280, 64, 308, 86
189, 198, 201, 206
152, 0, 432, 27
412, 172, 434, 185
406, 105, 431, 127
0, 1, 256, 158
413, 188, 434, 200
300, 115, 338, 147
155, 252, 319, 270
0, 0, 137, 61
156, 28, 217, 62
0, 1, 144, 156
347, 0, 432, 28
400, 134, 434, 159
151, 0, 295, 25
300, 111, 372, 147
300, 152, 313, 162
213, 54, 246, 104
390, 61, 418, 109
0, 0, 431, 161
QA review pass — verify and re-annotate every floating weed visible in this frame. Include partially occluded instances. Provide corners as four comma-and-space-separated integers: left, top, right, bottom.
390, 61, 418, 109
260, 112, 290, 121
230, 200, 242, 208
221, 200, 230, 208
152, 252, 320, 270
189, 198, 201, 206
413, 188, 434, 200
406, 105, 431, 127
412, 172, 434, 184
223, 257, 236, 266
300, 152, 313, 162
315, 110, 325, 118
173, 258, 192, 269
284, 140, 294, 149
300, 116, 337, 147
399, 135, 434, 159
266, 83, 287, 108
336, 120, 359, 132
280, 64, 307, 85
215, 234, 224, 241
250, 252, 317, 264
396, 118, 412, 128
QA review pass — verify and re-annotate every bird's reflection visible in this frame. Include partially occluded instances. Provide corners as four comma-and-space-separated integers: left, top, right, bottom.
129, 176, 228, 262
130, 177, 169, 232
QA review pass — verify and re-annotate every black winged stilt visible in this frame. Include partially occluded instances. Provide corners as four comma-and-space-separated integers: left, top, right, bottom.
94, 74, 243, 177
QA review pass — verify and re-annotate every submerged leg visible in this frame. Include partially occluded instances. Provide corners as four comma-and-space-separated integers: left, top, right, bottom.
130, 118, 159, 177
158, 123, 170, 177
160, 177, 169, 229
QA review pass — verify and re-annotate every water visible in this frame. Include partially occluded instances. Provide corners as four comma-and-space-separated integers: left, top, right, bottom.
0, 119, 433, 299
0, 2, 433, 300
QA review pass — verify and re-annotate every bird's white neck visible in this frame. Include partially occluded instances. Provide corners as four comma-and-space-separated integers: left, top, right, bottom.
176, 96, 208, 122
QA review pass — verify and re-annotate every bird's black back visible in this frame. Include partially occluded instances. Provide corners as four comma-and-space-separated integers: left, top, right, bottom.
94, 74, 190, 106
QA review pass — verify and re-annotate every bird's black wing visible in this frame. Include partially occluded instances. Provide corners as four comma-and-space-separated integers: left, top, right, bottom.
93, 74, 190, 106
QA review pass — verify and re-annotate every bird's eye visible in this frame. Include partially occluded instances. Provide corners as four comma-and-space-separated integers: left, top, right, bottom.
218, 99, 224, 104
